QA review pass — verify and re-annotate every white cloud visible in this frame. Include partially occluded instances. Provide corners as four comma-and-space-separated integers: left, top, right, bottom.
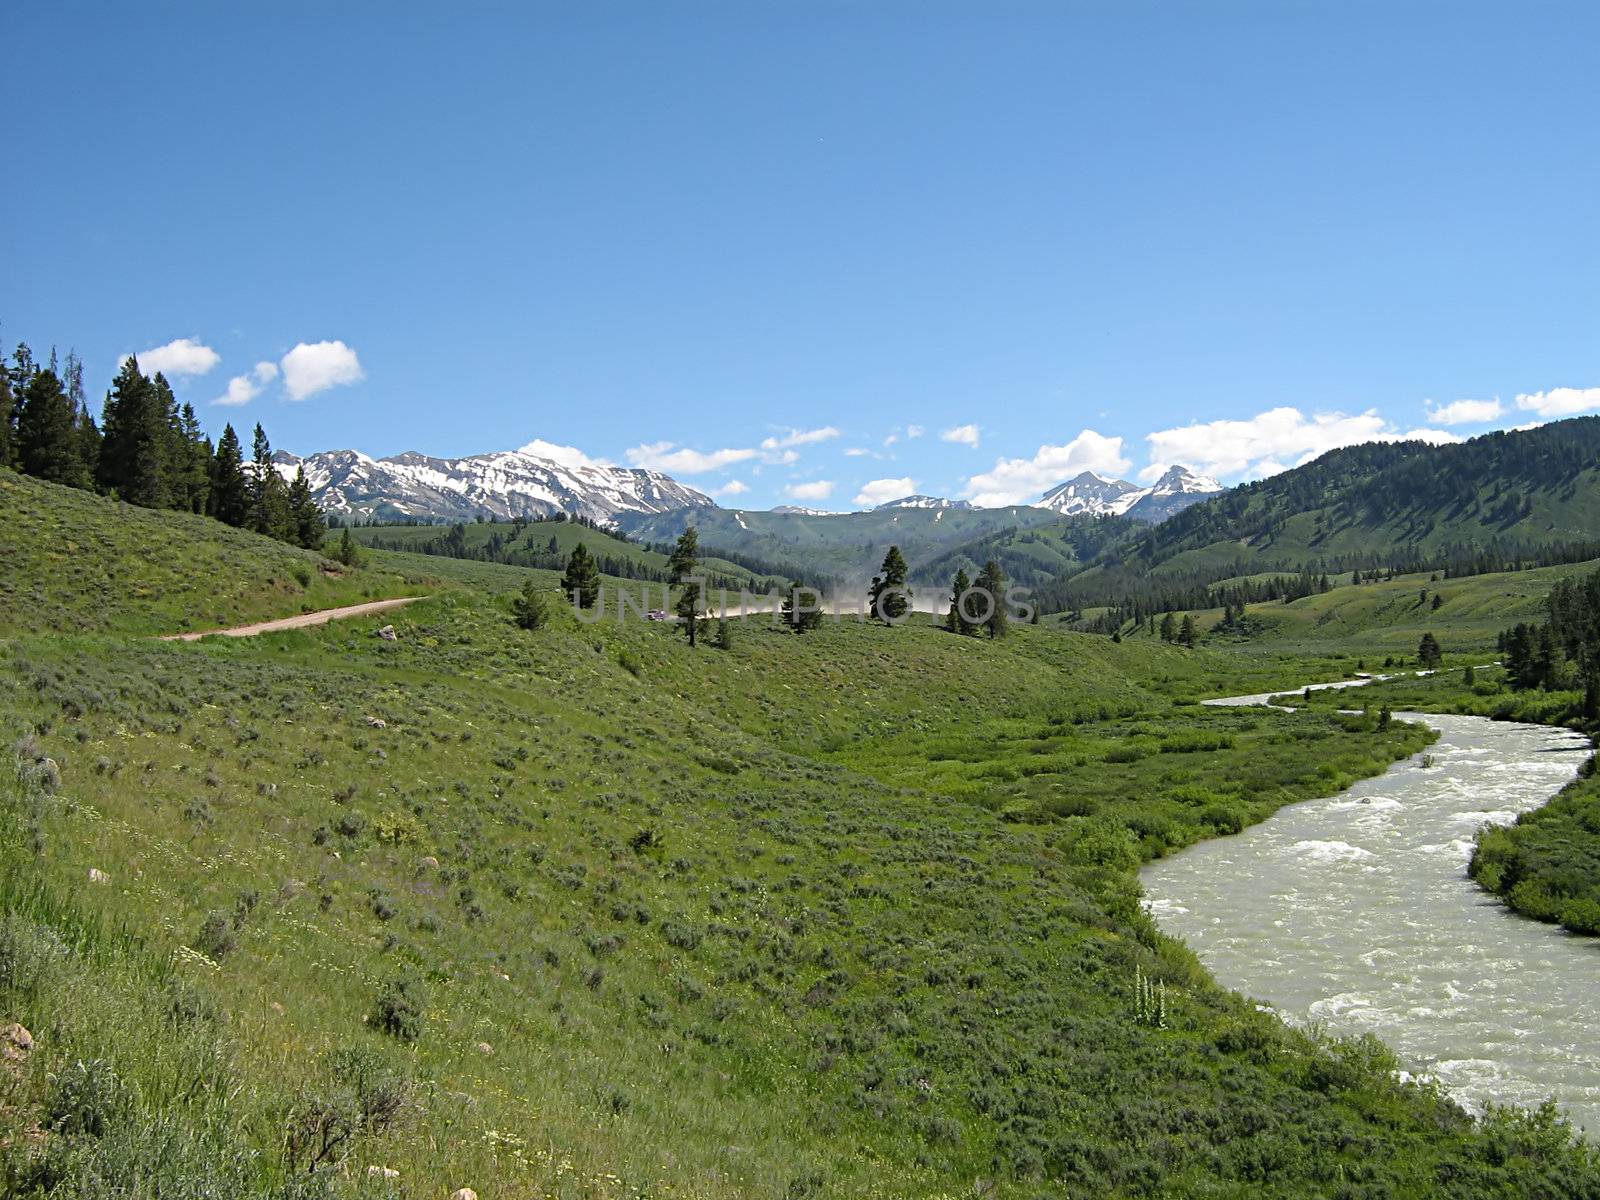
625, 441, 758, 475
137, 337, 220, 378
764, 449, 799, 466
1136, 461, 1168, 484
1425, 397, 1504, 425
843, 447, 876, 458
962, 430, 1130, 507
212, 361, 278, 407
1144, 406, 1459, 480
280, 340, 364, 400
1515, 386, 1600, 419
761, 426, 839, 451
710, 479, 749, 498
906, 425, 925, 439
940, 423, 981, 448
853, 477, 917, 507
517, 438, 612, 470
785, 480, 835, 501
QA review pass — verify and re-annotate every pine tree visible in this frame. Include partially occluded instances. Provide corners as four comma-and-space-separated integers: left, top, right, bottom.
249, 423, 292, 540
1159, 613, 1177, 643
15, 369, 88, 486
98, 357, 169, 506
512, 579, 550, 630
975, 559, 1007, 639
177, 403, 212, 514
1417, 632, 1443, 668
561, 543, 601, 609
288, 466, 326, 550
208, 424, 250, 526
782, 581, 824, 633
868, 545, 910, 624
946, 567, 975, 635
675, 577, 704, 646
1179, 614, 1198, 647
668, 526, 700, 585
336, 527, 363, 568
0, 360, 17, 469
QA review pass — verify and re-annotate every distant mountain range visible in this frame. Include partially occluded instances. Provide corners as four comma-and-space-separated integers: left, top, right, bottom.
272, 444, 716, 524
1038, 466, 1222, 522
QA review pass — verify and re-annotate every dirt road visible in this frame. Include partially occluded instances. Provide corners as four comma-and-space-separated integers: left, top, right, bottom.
160, 597, 425, 642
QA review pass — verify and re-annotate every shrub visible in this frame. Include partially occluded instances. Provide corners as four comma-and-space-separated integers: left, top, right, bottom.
46, 1058, 131, 1138
193, 911, 237, 960
0, 913, 64, 1000
371, 975, 426, 1041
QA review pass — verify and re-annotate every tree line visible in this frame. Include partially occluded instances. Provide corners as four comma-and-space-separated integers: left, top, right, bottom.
1500, 567, 1600, 718
0, 342, 324, 550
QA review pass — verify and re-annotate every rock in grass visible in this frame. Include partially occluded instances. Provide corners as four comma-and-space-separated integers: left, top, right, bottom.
1, 1023, 33, 1062
451, 1189, 479, 1200
366, 1165, 400, 1180
377, 624, 397, 641
87, 867, 110, 885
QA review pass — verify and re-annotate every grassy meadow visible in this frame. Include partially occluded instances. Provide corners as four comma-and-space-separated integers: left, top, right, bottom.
2, 470, 1598, 1198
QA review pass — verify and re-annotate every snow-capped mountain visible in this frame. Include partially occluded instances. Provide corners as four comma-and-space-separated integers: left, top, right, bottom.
873, 495, 974, 511
1038, 472, 1144, 516
273, 442, 716, 524
1038, 466, 1222, 523
1126, 465, 1223, 522
771, 504, 837, 516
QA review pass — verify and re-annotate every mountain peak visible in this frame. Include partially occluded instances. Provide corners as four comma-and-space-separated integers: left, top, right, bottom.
1039, 464, 1222, 522
873, 495, 974, 511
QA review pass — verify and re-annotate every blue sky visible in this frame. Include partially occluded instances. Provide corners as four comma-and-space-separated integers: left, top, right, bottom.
4, 2, 1597, 509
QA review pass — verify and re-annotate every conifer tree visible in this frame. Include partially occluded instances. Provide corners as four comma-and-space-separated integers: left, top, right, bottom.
561, 543, 601, 608
336, 527, 363, 567
667, 525, 700, 585
1159, 612, 1177, 643
0, 361, 16, 469
288, 466, 326, 549
1179, 614, 1198, 647
512, 578, 550, 630
975, 559, 1007, 639
782, 581, 824, 633
208, 424, 250, 527
249, 423, 292, 540
15, 369, 88, 486
177, 403, 212, 514
97, 356, 168, 506
946, 567, 975, 635
868, 545, 910, 624
1417, 631, 1443, 669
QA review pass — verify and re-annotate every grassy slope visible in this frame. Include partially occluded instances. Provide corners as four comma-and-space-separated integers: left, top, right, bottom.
1103, 559, 1600, 659
1, 478, 1596, 1197
0, 469, 425, 636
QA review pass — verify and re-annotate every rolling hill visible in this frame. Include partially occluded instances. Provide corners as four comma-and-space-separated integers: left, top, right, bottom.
4, 470, 1590, 1196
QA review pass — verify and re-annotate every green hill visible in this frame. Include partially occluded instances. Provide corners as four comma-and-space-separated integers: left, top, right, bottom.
1, 474, 1595, 1197
1066, 418, 1600, 606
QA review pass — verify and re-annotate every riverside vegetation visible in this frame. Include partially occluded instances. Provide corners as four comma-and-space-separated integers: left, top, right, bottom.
3, 470, 1600, 1197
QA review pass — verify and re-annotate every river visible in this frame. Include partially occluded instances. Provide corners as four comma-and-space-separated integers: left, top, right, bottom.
1140, 690, 1599, 1129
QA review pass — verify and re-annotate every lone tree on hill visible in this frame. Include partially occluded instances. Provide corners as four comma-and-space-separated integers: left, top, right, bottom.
782, 580, 825, 633
667, 525, 699, 585
946, 567, 977, 636
512, 578, 551, 630
670, 527, 704, 646
868, 545, 910, 624
1159, 613, 1177, 643
561, 543, 601, 609
1178, 614, 1198, 648
1418, 631, 1443, 668
975, 559, 1008, 639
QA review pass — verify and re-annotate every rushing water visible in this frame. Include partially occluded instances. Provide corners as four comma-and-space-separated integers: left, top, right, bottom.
1141, 693, 1599, 1129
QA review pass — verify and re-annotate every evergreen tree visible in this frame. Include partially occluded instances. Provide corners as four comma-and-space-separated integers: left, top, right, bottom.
335, 527, 363, 568
714, 613, 734, 650
668, 526, 704, 645
1178, 614, 1198, 647
946, 567, 976, 635
667, 526, 700, 585
208, 424, 250, 526
98, 356, 169, 506
176, 403, 212, 514
868, 545, 910, 624
975, 559, 1008, 639
561, 543, 601, 608
0, 360, 18, 469
1417, 632, 1443, 669
248, 423, 292, 540
512, 579, 551, 630
288, 466, 326, 549
782, 580, 824, 633
1159, 612, 1177, 643
15, 369, 88, 486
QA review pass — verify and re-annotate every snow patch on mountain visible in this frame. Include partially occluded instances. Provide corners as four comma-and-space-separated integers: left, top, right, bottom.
1037, 466, 1221, 522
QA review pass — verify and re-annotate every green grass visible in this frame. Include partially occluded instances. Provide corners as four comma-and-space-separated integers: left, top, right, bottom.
0, 470, 425, 636
3, 473, 1599, 1197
